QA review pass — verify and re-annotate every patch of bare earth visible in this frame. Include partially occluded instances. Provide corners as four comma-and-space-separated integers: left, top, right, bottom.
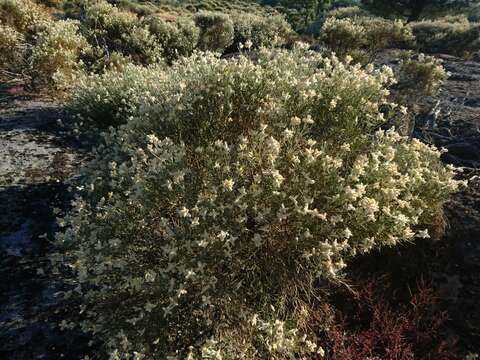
0, 96, 89, 359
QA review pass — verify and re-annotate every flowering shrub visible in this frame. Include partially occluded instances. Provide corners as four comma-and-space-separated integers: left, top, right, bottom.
319, 17, 367, 58
67, 63, 166, 138
395, 51, 447, 99
194, 11, 234, 52
53, 47, 459, 359
143, 15, 200, 62
31, 19, 90, 87
231, 13, 292, 49
320, 15, 413, 61
412, 16, 480, 57
0, 25, 26, 81
358, 17, 414, 54
67, 0, 163, 65
0, 0, 51, 35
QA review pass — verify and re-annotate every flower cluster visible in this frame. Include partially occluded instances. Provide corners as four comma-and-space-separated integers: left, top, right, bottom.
0, 24, 26, 80
53, 47, 460, 359
32, 19, 90, 86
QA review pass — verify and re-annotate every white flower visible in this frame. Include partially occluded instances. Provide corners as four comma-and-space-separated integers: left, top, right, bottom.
283, 128, 294, 139
290, 116, 301, 126
223, 178, 234, 192
417, 229, 430, 238
253, 233, 263, 247
178, 207, 190, 218
342, 228, 352, 239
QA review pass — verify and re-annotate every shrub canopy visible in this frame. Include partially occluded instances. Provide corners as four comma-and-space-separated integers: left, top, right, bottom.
54, 46, 459, 359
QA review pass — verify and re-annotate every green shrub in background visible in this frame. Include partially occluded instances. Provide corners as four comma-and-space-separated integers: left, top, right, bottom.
320, 14, 413, 61
0, 0, 51, 36
31, 20, 90, 86
143, 15, 200, 62
412, 16, 480, 57
396, 51, 447, 98
64, 0, 164, 65
194, 11, 234, 52
0, 25, 26, 82
0, 0, 90, 88
319, 16, 366, 58
53, 46, 460, 359
231, 12, 293, 49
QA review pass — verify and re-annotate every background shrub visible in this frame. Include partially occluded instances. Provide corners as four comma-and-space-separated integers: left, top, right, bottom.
0, 0, 51, 36
0, 25, 26, 82
194, 11, 234, 52
319, 16, 367, 58
54, 47, 459, 359
65, 0, 164, 65
320, 15, 413, 61
231, 12, 292, 49
31, 19, 90, 87
395, 51, 447, 99
143, 15, 200, 62
412, 16, 480, 57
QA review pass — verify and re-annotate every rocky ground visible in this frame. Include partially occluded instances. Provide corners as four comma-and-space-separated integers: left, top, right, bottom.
0, 95, 89, 359
0, 54, 479, 359
419, 55, 480, 354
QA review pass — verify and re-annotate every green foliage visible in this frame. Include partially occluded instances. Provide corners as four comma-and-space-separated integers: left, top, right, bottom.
31, 19, 90, 86
396, 51, 447, 98
64, 0, 163, 65
319, 14, 414, 61
0, 0, 51, 35
412, 16, 480, 56
194, 11, 234, 52
0, 0, 90, 87
231, 12, 293, 49
54, 46, 460, 359
143, 15, 200, 62
361, 0, 478, 21
0, 25, 26, 82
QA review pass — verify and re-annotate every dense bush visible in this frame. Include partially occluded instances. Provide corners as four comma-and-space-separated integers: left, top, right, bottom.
67, 63, 166, 134
231, 13, 292, 49
0, 0, 90, 87
53, 46, 459, 358
143, 15, 200, 62
0, 25, 26, 82
0, 0, 51, 36
194, 11, 234, 52
65, 0, 163, 65
395, 51, 447, 99
319, 16, 367, 58
319, 15, 413, 61
31, 20, 90, 86
412, 16, 480, 57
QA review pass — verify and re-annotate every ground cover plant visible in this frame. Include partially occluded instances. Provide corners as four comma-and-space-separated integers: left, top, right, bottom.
50, 45, 460, 358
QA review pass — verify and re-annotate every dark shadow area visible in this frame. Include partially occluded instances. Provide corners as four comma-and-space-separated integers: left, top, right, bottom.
0, 182, 93, 359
